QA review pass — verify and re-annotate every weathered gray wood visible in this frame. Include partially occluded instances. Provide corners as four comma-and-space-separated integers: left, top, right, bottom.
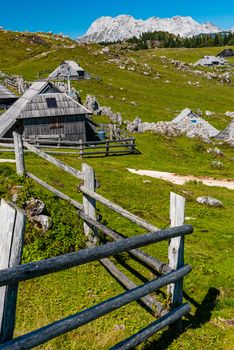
0, 225, 193, 287
23, 141, 83, 180
81, 212, 171, 274
0, 137, 135, 146
168, 192, 185, 330
111, 303, 191, 350
0, 200, 16, 338
0, 200, 25, 343
0, 205, 25, 343
0, 266, 191, 350
82, 163, 98, 243
79, 186, 160, 233
13, 133, 25, 176
82, 150, 135, 156
105, 142, 109, 156
0, 144, 14, 148
100, 258, 166, 316
24, 174, 171, 275
26, 172, 83, 210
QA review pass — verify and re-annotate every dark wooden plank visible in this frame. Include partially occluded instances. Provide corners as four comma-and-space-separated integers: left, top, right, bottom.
0, 225, 193, 287
110, 303, 191, 350
100, 258, 165, 316
0, 266, 191, 350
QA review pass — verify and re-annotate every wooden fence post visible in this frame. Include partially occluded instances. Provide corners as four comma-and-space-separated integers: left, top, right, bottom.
0, 199, 26, 343
81, 163, 98, 244
13, 132, 25, 176
79, 139, 83, 158
168, 192, 185, 329
105, 142, 109, 157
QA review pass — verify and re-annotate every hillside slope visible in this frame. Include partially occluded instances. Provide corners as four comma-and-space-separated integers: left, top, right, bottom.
0, 30, 233, 350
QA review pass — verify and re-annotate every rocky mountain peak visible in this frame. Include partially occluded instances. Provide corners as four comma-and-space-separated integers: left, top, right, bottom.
79, 15, 222, 43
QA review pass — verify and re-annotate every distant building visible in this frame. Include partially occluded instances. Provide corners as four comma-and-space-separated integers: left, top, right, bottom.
194, 56, 227, 67
0, 84, 18, 109
172, 108, 219, 137
217, 49, 234, 58
48, 60, 89, 80
0, 81, 97, 142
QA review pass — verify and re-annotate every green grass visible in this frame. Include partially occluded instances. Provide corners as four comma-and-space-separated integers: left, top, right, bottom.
0, 30, 233, 349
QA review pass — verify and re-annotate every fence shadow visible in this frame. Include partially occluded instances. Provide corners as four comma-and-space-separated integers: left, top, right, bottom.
143, 287, 220, 350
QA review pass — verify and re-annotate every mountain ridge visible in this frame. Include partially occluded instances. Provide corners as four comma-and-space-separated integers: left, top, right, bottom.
78, 15, 224, 42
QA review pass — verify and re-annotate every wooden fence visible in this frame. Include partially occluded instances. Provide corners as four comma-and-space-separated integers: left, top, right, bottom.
0, 132, 193, 349
0, 136, 138, 157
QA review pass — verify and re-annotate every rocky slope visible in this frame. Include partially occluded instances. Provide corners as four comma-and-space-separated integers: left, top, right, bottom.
79, 15, 221, 42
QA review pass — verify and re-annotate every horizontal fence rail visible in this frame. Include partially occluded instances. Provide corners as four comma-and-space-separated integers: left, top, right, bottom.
111, 303, 191, 350
79, 185, 160, 233
0, 225, 193, 288
23, 141, 83, 180
0, 266, 191, 350
0, 137, 137, 158
24, 172, 171, 274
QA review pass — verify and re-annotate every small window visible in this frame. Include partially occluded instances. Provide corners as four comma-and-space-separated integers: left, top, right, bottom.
50, 117, 63, 129
46, 97, 57, 108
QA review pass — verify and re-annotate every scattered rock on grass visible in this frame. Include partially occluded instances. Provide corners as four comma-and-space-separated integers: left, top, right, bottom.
196, 196, 223, 207
207, 147, 224, 157
33, 215, 53, 232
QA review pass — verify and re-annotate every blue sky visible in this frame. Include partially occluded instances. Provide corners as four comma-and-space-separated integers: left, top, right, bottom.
0, 0, 233, 38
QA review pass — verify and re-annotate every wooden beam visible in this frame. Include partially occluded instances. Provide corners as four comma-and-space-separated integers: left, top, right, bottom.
79, 186, 160, 233
0, 225, 193, 287
0, 200, 25, 343
13, 133, 25, 177
24, 173, 171, 275
0, 267, 191, 350
26, 172, 83, 210
100, 258, 166, 317
168, 192, 185, 330
110, 303, 191, 350
23, 141, 83, 180
82, 164, 98, 243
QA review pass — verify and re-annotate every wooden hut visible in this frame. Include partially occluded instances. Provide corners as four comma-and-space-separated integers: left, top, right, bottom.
48, 60, 89, 80
0, 81, 97, 142
194, 56, 227, 67
172, 108, 219, 137
0, 84, 18, 109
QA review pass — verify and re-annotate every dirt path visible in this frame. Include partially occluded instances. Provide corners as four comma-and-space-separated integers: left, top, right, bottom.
0, 159, 16, 163
127, 168, 234, 190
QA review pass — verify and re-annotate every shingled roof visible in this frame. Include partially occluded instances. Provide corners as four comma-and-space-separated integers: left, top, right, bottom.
48, 60, 86, 80
0, 81, 92, 137
0, 84, 17, 99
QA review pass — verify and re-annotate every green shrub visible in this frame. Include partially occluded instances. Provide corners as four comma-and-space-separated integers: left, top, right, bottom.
0, 165, 86, 262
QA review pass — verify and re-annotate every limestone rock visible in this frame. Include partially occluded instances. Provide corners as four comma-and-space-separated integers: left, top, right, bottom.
207, 147, 224, 157
33, 215, 53, 232
196, 196, 223, 207
25, 198, 45, 216
225, 111, 234, 118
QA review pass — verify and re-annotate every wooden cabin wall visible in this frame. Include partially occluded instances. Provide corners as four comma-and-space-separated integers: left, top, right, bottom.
22, 115, 93, 142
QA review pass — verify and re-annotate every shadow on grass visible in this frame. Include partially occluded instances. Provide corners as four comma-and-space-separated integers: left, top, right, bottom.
143, 287, 220, 350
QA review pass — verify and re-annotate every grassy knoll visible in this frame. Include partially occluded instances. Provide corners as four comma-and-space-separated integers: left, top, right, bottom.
0, 31, 233, 349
